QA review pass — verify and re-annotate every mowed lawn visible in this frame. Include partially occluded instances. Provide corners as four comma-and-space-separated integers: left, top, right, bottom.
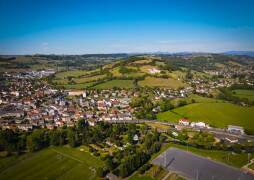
172, 103, 254, 128
234, 90, 254, 102
138, 77, 187, 89
0, 146, 103, 180
93, 80, 134, 89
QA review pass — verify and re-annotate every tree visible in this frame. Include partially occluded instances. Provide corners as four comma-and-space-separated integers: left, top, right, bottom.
105, 158, 114, 171
96, 167, 104, 178
232, 144, 242, 154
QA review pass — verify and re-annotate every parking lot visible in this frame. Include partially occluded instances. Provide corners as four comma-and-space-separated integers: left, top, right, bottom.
152, 147, 253, 180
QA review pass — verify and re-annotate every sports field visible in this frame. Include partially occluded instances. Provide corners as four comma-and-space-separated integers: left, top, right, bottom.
152, 147, 253, 180
0, 146, 103, 180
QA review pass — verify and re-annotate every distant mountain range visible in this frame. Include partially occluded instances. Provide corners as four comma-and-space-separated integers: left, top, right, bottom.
222, 51, 254, 57
129, 51, 254, 57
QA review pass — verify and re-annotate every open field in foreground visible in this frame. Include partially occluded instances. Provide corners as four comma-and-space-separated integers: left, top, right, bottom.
0, 146, 103, 180
171, 103, 254, 128
138, 77, 187, 89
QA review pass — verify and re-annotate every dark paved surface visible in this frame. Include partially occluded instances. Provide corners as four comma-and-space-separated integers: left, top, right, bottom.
152, 147, 254, 180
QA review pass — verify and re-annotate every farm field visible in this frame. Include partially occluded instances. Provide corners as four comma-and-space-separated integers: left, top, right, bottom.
55, 70, 87, 78
156, 110, 184, 123
62, 82, 95, 89
110, 67, 144, 77
0, 146, 103, 180
234, 90, 254, 102
185, 94, 223, 103
171, 103, 254, 128
138, 77, 187, 89
93, 80, 134, 89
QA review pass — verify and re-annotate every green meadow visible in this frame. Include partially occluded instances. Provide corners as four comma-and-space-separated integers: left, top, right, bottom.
234, 89, 254, 102
171, 103, 254, 128
93, 80, 134, 89
0, 146, 103, 180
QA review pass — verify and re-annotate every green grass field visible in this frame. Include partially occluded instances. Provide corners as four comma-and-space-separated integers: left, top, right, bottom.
138, 77, 187, 89
0, 146, 103, 180
93, 80, 134, 89
234, 90, 254, 102
248, 162, 254, 170
129, 165, 169, 180
156, 111, 184, 123
110, 67, 145, 77
63, 82, 95, 89
171, 103, 254, 128
55, 70, 87, 78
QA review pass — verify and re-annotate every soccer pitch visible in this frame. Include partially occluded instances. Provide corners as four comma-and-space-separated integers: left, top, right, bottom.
0, 146, 103, 180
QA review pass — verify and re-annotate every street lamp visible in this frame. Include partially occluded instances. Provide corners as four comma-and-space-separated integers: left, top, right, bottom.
247, 153, 251, 168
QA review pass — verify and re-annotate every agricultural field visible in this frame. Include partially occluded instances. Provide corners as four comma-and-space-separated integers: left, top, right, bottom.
0, 146, 103, 180
138, 77, 187, 89
62, 82, 95, 89
234, 90, 254, 102
156, 111, 184, 123
134, 59, 152, 64
110, 67, 144, 77
171, 103, 254, 129
170, 71, 186, 79
55, 70, 87, 78
75, 75, 105, 83
93, 80, 134, 89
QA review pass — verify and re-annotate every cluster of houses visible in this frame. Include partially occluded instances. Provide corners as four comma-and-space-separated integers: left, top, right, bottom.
0, 81, 139, 131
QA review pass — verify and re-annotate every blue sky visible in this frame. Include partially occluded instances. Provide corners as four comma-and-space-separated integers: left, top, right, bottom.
0, 0, 254, 54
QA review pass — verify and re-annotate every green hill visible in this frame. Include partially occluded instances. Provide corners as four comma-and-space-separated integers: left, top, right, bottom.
171, 103, 254, 128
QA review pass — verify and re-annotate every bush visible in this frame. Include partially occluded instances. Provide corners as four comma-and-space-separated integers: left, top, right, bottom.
93, 151, 100, 156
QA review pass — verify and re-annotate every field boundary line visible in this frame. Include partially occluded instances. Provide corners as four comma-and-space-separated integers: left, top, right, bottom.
51, 149, 84, 164
57, 164, 82, 180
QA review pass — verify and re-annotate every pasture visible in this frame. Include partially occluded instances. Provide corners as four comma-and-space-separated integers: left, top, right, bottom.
93, 80, 134, 89
156, 111, 184, 123
172, 103, 254, 128
138, 77, 187, 89
234, 89, 254, 102
55, 70, 87, 78
63, 82, 95, 89
0, 146, 103, 180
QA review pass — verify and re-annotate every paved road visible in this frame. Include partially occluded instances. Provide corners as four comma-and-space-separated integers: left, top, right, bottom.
152, 147, 254, 180
106, 119, 254, 141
